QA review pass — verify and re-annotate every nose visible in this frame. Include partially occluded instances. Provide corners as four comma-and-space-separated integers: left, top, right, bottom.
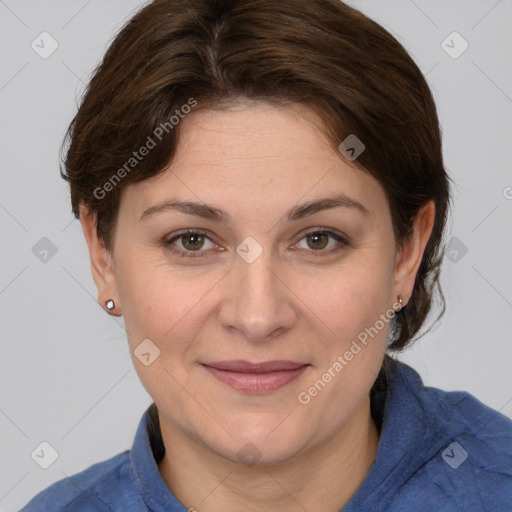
217, 248, 297, 342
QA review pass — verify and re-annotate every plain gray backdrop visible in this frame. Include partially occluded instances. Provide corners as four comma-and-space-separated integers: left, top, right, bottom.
1, 0, 511, 510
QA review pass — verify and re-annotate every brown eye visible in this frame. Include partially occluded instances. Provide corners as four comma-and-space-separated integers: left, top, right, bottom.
164, 229, 215, 258
306, 232, 330, 250
181, 233, 206, 251
295, 230, 350, 257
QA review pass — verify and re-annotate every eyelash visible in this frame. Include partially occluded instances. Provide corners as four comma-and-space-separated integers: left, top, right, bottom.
163, 228, 351, 259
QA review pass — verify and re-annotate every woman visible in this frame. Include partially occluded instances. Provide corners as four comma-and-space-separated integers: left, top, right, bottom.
22, 0, 512, 510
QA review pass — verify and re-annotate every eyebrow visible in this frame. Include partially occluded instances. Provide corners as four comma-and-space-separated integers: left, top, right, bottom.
139, 193, 370, 224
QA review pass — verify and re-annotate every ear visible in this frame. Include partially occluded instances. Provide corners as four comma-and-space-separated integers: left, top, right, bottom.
79, 205, 122, 316
393, 200, 436, 306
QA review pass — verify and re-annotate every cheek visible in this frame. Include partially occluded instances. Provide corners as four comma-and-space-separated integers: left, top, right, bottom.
116, 254, 219, 351
299, 257, 394, 341
116, 258, 217, 403
296, 265, 392, 424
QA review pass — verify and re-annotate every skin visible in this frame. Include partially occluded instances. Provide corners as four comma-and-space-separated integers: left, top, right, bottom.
81, 100, 435, 511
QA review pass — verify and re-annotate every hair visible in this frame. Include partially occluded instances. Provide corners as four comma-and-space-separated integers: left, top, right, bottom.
60, 0, 451, 353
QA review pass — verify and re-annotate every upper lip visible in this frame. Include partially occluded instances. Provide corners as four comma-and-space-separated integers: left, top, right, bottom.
202, 360, 308, 373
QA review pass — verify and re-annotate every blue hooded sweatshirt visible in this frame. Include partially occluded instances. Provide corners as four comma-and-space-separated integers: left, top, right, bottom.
21, 358, 512, 511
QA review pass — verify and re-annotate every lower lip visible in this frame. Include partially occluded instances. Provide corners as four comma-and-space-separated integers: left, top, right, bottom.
202, 365, 308, 393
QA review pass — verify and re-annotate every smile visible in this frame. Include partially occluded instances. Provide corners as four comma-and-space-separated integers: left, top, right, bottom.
201, 360, 310, 394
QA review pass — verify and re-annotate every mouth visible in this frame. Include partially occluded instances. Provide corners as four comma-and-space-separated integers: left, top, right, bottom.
200, 360, 310, 394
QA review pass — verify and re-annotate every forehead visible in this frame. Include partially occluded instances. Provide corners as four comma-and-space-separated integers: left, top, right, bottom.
178, 101, 333, 158
119, 102, 387, 221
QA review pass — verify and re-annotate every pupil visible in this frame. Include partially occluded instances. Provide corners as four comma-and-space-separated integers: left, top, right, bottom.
184, 234, 203, 250
309, 233, 327, 250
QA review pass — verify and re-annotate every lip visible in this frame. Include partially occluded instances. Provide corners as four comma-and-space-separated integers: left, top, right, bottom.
201, 360, 309, 394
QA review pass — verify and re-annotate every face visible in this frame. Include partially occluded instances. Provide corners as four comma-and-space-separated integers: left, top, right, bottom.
84, 101, 431, 465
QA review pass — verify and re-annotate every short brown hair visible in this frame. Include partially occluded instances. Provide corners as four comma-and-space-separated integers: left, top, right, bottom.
60, 0, 451, 352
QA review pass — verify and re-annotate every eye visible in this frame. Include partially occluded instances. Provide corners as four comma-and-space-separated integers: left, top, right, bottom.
163, 228, 350, 259
294, 229, 350, 256
164, 229, 216, 258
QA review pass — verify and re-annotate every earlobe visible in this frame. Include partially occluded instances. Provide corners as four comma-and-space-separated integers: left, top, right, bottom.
393, 200, 436, 304
79, 205, 121, 315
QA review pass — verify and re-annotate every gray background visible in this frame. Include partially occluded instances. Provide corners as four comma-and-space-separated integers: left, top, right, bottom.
1, 0, 511, 509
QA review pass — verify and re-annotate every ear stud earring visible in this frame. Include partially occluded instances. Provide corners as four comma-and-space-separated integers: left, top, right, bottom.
106, 299, 115, 311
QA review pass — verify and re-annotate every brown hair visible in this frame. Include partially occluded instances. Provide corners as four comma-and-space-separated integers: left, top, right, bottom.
60, 0, 451, 352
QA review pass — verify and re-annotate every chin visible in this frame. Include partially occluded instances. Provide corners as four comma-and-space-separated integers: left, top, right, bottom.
208, 416, 311, 467
224, 438, 304, 468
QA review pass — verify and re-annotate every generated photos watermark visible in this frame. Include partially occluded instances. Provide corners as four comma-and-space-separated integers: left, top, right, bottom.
297, 301, 401, 405
93, 97, 198, 200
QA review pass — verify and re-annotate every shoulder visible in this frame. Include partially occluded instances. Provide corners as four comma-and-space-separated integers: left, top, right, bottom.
388, 359, 512, 446
20, 451, 144, 511
390, 361, 512, 511
416, 370, 512, 461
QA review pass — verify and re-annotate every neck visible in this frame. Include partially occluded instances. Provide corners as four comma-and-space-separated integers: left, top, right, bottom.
157, 396, 380, 512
